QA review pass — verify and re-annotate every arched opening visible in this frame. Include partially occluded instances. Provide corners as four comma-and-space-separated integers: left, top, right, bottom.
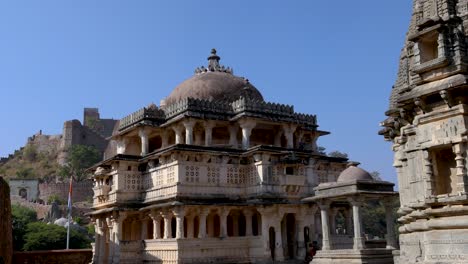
147, 220, 154, 239
207, 212, 220, 237
159, 219, 165, 239
183, 217, 188, 238
148, 135, 162, 153
227, 215, 233, 237
171, 217, 176, 238
335, 211, 346, 235
252, 213, 259, 236
238, 213, 246, 236
193, 216, 199, 238
122, 219, 130, 241
213, 214, 220, 237
19, 188, 27, 199
269, 227, 276, 260
285, 213, 296, 259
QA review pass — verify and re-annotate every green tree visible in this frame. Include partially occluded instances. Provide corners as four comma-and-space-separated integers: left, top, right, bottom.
12, 204, 37, 251
23, 222, 91, 250
59, 145, 101, 181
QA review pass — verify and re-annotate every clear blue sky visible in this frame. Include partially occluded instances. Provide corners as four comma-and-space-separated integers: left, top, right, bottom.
0, 1, 412, 184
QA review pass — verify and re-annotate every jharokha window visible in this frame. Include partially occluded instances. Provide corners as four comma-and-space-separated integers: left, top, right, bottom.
418, 31, 439, 64
431, 146, 457, 195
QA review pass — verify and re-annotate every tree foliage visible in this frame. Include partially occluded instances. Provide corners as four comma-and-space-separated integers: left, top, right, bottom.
22, 222, 91, 251
362, 199, 400, 240
59, 145, 101, 181
12, 205, 37, 251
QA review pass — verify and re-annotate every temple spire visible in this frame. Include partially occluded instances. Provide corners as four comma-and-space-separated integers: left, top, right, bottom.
207, 48, 220, 71
194, 48, 233, 74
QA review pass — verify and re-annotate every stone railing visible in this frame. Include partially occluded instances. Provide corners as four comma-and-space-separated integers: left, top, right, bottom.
164, 97, 232, 119
142, 237, 265, 264
120, 96, 317, 130
118, 106, 165, 131
331, 234, 354, 250
120, 240, 143, 264
178, 237, 264, 263
13, 249, 92, 264
144, 239, 178, 264
231, 97, 294, 116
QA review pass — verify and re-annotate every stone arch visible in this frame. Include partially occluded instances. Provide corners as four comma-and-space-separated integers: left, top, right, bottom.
18, 188, 27, 199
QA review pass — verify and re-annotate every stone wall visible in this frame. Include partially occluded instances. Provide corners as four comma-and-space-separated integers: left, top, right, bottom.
13, 249, 92, 264
0, 177, 13, 264
39, 180, 93, 204
10, 196, 51, 219
9, 179, 39, 201
27, 131, 61, 155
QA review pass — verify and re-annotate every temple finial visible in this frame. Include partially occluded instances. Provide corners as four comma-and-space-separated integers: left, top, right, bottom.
207, 48, 221, 71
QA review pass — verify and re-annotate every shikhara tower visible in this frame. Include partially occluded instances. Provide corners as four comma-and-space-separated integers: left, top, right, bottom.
380, 0, 468, 263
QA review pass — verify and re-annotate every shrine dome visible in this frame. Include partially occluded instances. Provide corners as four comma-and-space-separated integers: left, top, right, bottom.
163, 49, 264, 106
337, 163, 374, 183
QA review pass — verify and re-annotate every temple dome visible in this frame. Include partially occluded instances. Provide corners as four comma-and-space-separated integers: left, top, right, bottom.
337, 163, 374, 183
163, 49, 264, 106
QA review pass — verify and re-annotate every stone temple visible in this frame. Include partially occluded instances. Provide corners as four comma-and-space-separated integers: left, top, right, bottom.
89, 49, 397, 264
380, 0, 468, 263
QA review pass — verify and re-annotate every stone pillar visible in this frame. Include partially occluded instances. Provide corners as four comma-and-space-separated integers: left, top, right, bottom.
220, 208, 230, 237
239, 120, 256, 150
0, 177, 12, 264
116, 137, 128, 154
349, 198, 365, 250
174, 211, 185, 239
204, 121, 215, 146
296, 216, 306, 259
173, 126, 184, 144
257, 208, 271, 255
274, 131, 282, 147
139, 128, 149, 156
274, 221, 284, 261
453, 143, 467, 192
229, 125, 238, 147
92, 219, 101, 263
282, 124, 297, 149
162, 213, 172, 239
150, 211, 161, 239
161, 131, 169, 148
111, 211, 126, 263
183, 119, 196, 145
319, 201, 331, 250
198, 209, 208, 238
383, 198, 397, 249
422, 150, 434, 198
244, 210, 253, 236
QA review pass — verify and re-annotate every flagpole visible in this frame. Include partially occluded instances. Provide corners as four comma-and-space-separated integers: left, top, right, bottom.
66, 176, 73, 250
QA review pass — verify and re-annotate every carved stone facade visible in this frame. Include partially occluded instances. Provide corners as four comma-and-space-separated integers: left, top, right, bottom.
90, 50, 394, 264
380, 1, 468, 263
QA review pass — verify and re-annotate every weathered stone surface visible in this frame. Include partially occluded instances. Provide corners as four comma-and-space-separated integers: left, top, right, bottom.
0, 177, 13, 264
381, 1, 468, 263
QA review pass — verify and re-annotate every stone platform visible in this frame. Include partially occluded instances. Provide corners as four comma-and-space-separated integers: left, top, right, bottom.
311, 249, 394, 264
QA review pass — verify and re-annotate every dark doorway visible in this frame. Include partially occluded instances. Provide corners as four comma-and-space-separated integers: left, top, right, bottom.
286, 213, 296, 259
269, 227, 276, 260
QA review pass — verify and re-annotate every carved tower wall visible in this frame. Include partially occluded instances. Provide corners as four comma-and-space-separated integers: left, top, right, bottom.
381, 0, 468, 263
